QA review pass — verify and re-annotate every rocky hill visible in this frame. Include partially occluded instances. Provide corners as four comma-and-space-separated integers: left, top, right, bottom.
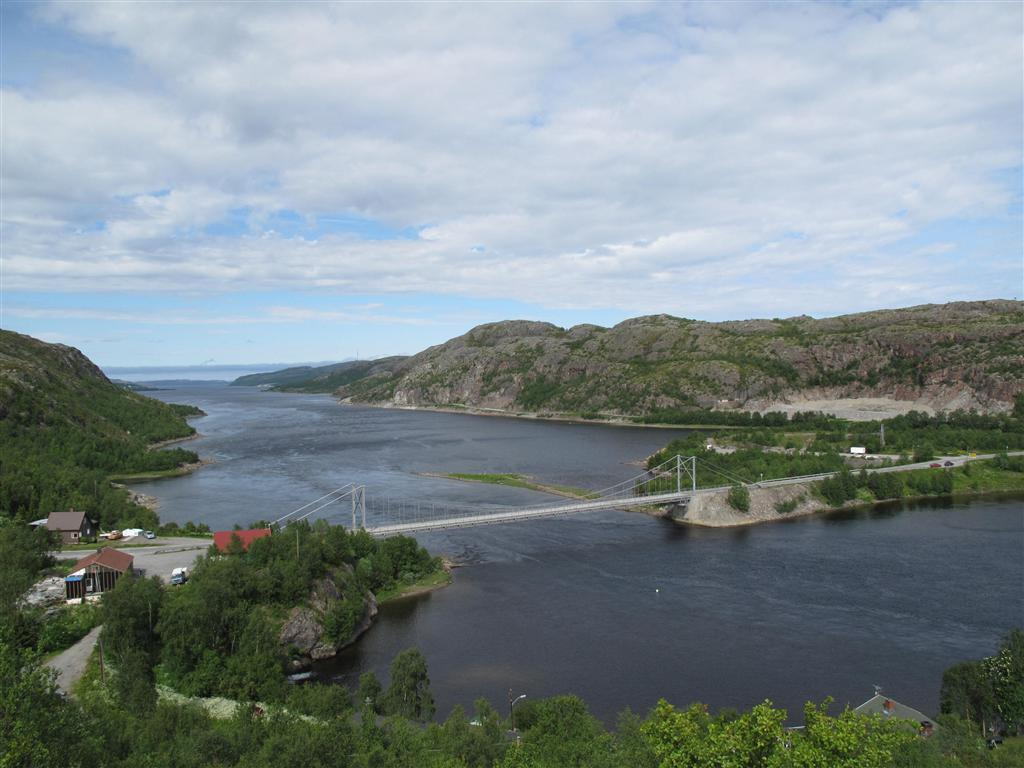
0, 330, 200, 527
336, 300, 1024, 417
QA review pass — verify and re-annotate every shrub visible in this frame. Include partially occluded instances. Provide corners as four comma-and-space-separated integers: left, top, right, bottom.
727, 484, 750, 513
774, 498, 799, 515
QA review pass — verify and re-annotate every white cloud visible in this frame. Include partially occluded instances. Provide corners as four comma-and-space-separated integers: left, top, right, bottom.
2, 1, 1021, 320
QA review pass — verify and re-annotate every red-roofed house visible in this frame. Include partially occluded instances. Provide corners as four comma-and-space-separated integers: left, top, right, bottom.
65, 547, 134, 602
213, 527, 272, 553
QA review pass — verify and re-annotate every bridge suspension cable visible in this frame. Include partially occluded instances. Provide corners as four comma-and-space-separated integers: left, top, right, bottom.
273, 484, 360, 528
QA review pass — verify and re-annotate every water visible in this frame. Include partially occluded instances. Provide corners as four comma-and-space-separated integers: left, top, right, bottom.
133, 383, 687, 531
135, 384, 1024, 723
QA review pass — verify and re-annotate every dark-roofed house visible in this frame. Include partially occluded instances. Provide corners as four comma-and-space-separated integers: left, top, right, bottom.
213, 527, 272, 553
854, 693, 938, 736
45, 510, 96, 545
65, 547, 134, 602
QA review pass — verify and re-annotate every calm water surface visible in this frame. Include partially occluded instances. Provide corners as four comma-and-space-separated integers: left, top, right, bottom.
137, 384, 1024, 723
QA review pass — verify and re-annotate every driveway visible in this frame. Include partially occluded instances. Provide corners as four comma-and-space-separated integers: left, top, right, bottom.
45, 625, 101, 695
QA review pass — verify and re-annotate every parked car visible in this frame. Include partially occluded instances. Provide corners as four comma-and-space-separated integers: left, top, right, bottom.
144, 530, 156, 539
929, 463, 942, 468
170, 567, 188, 585
943, 461, 954, 467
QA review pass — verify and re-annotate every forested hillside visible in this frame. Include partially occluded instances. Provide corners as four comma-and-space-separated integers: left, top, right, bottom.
232, 356, 407, 393
0, 330, 201, 529
337, 300, 1023, 417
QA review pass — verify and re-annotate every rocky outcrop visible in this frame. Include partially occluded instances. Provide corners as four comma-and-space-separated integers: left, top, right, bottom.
278, 569, 378, 669
336, 300, 1023, 417
673, 484, 822, 527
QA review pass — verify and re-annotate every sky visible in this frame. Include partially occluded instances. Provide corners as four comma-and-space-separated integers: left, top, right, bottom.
1, 1, 1021, 367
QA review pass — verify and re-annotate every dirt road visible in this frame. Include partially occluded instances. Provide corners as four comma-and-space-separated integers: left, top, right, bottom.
45, 625, 101, 695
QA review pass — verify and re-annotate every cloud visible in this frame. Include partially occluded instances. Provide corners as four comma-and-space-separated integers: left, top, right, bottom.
2, 1, 1021, 320
3, 302, 446, 327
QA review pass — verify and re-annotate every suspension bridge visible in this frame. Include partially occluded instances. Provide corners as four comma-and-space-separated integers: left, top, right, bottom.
270, 455, 773, 536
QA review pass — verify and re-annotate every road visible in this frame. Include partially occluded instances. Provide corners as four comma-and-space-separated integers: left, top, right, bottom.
754, 451, 1024, 489
44, 625, 101, 695
53, 536, 211, 583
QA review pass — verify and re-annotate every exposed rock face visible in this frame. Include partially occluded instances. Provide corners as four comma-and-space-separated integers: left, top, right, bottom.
279, 607, 337, 662
278, 569, 379, 668
674, 484, 821, 527
337, 300, 1023, 417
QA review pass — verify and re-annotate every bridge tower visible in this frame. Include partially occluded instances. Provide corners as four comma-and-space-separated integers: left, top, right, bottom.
350, 486, 366, 530
675, 455, 697, 493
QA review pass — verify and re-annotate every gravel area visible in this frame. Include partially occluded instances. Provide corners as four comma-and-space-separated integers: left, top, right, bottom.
756, 397, 936, 421
52, 536, 211, 584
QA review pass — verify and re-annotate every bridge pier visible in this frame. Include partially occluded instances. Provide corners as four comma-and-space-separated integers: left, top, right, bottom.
667, 499, 689, 521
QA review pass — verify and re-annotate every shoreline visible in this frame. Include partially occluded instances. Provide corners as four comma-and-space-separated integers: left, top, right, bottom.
377, 566, 454, 604
670, 485, 1024, 529
337, 398, 729, 430
115, 457, 214, 512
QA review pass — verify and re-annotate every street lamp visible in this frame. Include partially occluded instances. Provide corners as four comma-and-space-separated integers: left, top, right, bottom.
509, 689, 527, 734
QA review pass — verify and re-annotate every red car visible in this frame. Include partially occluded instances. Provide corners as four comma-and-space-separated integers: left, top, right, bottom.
929, 462, 942, 468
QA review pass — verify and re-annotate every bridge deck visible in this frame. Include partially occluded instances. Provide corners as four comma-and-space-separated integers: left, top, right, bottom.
366, 488, 732, 536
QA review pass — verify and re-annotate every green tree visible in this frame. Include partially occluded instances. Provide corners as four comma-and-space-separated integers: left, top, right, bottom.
381, 648, 435, 721
113, 648, 157, 715
984, 629, 1024, 734
0, 640, 99, 768
941, 659, 997, 732
514, 695, 615, 767
794, 698, 916, 767
101, 574, 163, 664
357, 670, 383, 712
0, 522, 55, 618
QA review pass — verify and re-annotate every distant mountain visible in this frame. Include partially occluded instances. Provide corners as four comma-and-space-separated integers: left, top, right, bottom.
335, 300, 1024, 417
0, 330, 199, 527
231, 357, 408, 393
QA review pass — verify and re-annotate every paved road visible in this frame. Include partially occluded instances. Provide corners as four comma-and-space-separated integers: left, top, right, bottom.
44, 625, 101, 695
53, 536, 211, 583
754, 450, 1024, 489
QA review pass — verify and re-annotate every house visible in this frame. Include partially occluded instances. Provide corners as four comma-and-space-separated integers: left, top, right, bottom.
64, 547, 134, 602
45, 510, 97, 545
213, 527, 272, 553
854, 693, 938, 736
